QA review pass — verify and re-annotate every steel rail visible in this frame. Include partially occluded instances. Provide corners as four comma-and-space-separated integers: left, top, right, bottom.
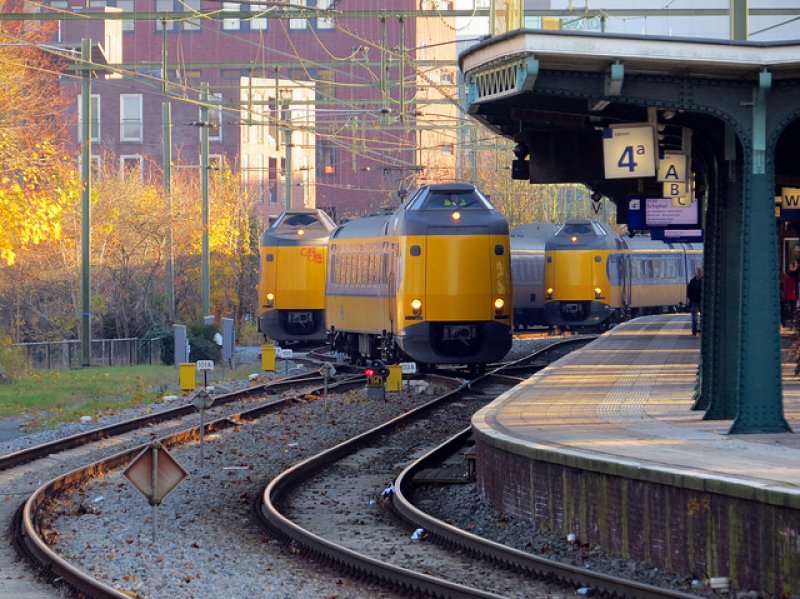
15, 375, 364, 599
392, 430, 698, 599
259, 339, 590, 598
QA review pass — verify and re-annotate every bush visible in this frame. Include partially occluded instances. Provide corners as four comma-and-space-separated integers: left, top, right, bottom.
186, 322, 222, 362
0, 335, 30, 382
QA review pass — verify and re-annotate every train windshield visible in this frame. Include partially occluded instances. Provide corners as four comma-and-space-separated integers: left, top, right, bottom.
556, 222, 607, 236
271, 211, 335, 230
405, 187, 494, 211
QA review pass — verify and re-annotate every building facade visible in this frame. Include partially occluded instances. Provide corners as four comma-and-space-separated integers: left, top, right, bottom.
49, 0, 460, 220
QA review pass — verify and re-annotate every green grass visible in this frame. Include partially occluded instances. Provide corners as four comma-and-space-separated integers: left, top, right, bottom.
0, 362, 263, 428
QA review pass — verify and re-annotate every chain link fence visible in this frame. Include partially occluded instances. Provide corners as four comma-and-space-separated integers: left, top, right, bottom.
15, 338, 167, 370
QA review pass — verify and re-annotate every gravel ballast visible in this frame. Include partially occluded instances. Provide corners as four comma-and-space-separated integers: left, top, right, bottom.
11, 337, 722, 598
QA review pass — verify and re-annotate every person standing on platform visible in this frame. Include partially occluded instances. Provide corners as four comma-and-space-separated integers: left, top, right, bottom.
785, 260, 800, 326
687, 267, 703, 336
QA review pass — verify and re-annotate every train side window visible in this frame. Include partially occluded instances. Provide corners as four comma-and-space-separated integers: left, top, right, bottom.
495, 245, 504, 255
266, 254, 274, 262
546, 256, 552, 263
410, 245, 421, 256
594, 255, 601, 262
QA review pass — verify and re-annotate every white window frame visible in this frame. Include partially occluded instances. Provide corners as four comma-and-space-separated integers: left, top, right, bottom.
78, 154, 101, 178
316, 0, 334, 30
120, 154, 143, 180
77, 94, 101, 142
289, 0, 307, 29
250, 3, 267, 30
223, 2, 240, 30
120, 94, 143, 142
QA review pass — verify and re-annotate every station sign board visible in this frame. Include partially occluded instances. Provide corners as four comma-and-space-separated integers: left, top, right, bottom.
602, 125, 656, 179
196, 360, 214, 371
644, 197, 699, 227
657, 152, 688, 183
778, 187, 800, 221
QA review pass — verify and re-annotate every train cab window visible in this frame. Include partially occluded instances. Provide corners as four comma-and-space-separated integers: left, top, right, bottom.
495, 245, 504, 255
405, 186, 493, 211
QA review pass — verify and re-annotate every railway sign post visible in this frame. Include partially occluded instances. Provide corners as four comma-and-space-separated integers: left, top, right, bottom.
400, 362, 417, 390
193, 361, 215, 467
123, 441, 188, 544
279, 348, 293, 374
319, 362, 336, 411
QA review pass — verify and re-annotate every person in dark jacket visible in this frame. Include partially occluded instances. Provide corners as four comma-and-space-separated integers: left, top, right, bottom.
687, 267, 703, 336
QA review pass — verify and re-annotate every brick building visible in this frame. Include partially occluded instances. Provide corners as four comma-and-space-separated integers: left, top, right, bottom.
48, 0, 460, 221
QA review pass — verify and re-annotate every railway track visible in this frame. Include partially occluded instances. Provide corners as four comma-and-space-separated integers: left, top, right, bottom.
257, 338, 695, 599
11, 335, 695, 599
9, 364, 367, 599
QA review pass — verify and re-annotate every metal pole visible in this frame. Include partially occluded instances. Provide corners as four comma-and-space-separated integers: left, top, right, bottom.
730, 0, 748, 40
151, 444, 158, 544
200, 82, 210, 317
284, 123, 292, 210
163, 102, 175, 321
80, 38, 92, 368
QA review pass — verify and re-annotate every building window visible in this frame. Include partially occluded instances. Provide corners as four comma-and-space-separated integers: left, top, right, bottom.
209, 154, 223, 173
256, 154, 265, 201
317, 0, 334, 29
78, 154, 101, 178
318, 140, 335, 176
77, 94, 101, 142
51, 1, 68, 42
289, 0, 307, 29
250, 3, 267, 30
269, 157, 277, 203
209, 93, 223, 141
223, 3, 240, 30
120, 94, 143, 141
120, 155, 143, 179
113, 0, 134, 32
183, 0, 201, 31
155, 0, 175, 31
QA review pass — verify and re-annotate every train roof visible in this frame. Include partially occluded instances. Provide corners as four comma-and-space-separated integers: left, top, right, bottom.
546, 220, 622, 251
510, 222, 561, 251
330, 213, 393, 240
333, 182, 509, 239
261, 208, 336, 245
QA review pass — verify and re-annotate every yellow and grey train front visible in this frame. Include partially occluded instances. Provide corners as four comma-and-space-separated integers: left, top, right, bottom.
257, 209, 336, 343
326, 183, 513, 366
543, 220, 623, 328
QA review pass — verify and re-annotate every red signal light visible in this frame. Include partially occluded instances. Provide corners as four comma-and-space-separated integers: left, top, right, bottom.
364, 368, 375, 377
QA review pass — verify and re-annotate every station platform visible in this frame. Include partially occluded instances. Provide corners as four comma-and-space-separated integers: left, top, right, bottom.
472, 315, 800, 594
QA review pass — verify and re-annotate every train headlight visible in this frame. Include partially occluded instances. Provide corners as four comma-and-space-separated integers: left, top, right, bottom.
297, 228, 305, 236
594, 287, 604, 299
451, 211, 461, 221
410, 298, 422, 316
494, 298, 505, 311
266, 292, 275, 307
570, 235, 578, 243
545, 287, 554, 299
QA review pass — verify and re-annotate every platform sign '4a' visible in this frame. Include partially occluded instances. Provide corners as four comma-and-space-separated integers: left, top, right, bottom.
602, 125, 656, 179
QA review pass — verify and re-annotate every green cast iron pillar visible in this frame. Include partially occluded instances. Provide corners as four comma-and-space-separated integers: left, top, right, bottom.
729, 71, 790, 433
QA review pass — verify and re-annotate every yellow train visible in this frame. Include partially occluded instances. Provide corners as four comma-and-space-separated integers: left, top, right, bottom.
257, 209, 337, 343
326, 183, 513, 367
543, 220, 703, 329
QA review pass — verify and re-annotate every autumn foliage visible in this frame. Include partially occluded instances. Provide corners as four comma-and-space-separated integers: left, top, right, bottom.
0, 18, 81, 266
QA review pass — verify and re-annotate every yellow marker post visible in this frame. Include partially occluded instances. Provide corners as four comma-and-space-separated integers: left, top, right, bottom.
262, 344, 276, 371
386, 364, 402, 392
179, 363, 196, 391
